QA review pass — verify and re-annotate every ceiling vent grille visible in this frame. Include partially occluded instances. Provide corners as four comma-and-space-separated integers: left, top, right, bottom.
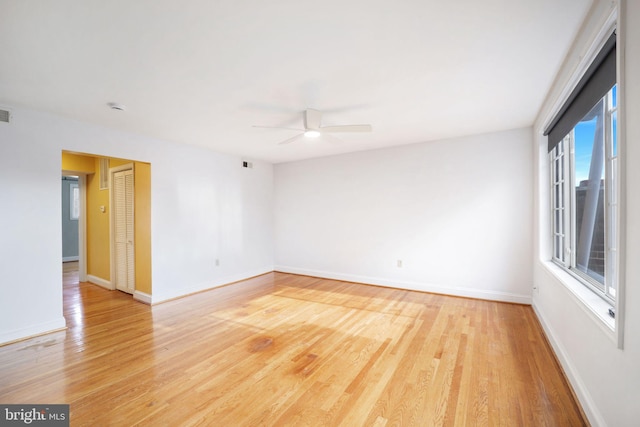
0, 109, 10, 123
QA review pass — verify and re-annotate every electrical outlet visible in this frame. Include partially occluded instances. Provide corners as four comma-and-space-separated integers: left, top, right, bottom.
397, 260, 403, 268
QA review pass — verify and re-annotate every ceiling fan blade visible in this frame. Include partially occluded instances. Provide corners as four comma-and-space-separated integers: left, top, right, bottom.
320, 124, 372, 133
304, 109, 322, 130
252, 125, 304, 131
278, 134, 304, 145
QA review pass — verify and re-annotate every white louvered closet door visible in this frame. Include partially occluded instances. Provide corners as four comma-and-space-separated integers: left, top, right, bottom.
114, 169, 135, 294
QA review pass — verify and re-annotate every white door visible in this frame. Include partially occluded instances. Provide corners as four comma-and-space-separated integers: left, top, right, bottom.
113, 168, 135, 294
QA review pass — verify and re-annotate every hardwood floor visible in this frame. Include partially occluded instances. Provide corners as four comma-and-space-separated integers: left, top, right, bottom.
0, 265, 587, 426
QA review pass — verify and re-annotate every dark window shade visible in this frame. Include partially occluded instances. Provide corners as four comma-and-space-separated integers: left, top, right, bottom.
545, 32, 616, 152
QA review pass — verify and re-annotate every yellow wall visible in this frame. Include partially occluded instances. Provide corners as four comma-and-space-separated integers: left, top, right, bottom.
61, 151, 152, 295
110, 158, 131, 168
61, 152, 95, 174
86, 157, 111, 280
134, 163, 152, 295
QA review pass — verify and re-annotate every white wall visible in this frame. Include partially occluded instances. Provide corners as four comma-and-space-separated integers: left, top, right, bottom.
274, 127, 533, 303
532, 1, 640, 425
0, 106, 274, 344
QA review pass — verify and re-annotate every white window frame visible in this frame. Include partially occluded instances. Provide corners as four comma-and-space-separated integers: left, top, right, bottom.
550, 87, 617, 304
550, 142, 567, 265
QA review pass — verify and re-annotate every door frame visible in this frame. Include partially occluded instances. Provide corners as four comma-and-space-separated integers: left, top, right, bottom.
61, 172, 87, 282
109, 163, 135, 293
78, 175, 87, 282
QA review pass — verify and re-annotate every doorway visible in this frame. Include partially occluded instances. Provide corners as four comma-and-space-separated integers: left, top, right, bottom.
61, 176, 79, 262
61, 151, 152, 301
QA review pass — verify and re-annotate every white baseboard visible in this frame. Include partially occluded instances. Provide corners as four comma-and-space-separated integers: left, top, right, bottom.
87, 274, 112, 290
85, 275, 152, 304
152, 266, 274, 304
0, 317, 67, 346
133, 290, 152, 305
274, 266, 532, 304
532, 303, 606, 427
62, 256, 79, 262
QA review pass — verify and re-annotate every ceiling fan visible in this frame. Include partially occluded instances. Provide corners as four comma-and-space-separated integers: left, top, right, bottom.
253, 109, 372, 145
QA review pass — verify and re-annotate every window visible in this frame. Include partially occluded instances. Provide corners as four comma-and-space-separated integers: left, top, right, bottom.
550, 86, 617, 301
70, 183, 80, 220
546, 33, 618, 304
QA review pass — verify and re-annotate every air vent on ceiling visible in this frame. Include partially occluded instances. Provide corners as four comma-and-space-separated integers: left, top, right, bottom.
0, 109, 10, 123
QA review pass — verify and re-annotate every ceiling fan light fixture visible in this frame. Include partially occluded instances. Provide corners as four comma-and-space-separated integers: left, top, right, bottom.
254, 109, 371, 145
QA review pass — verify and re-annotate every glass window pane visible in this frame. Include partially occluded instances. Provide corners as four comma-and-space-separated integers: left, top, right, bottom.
612, 109, 618, 157
70, 183, 80, 220
611, 157, 618, 205
612, 85, 617, 108
573, 100, 605, 284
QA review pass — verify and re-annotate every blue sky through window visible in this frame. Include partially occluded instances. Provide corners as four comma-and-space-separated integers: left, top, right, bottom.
573, 85, 616, 182
574, 120, 598, 183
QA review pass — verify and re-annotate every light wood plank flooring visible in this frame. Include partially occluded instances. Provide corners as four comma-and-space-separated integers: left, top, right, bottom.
0, 264, 587, 426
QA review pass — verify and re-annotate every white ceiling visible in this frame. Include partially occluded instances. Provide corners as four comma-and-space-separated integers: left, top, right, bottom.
0, 0, 591, 163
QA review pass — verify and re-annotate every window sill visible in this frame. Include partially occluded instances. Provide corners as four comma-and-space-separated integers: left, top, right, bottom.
541, 261, 616, 340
